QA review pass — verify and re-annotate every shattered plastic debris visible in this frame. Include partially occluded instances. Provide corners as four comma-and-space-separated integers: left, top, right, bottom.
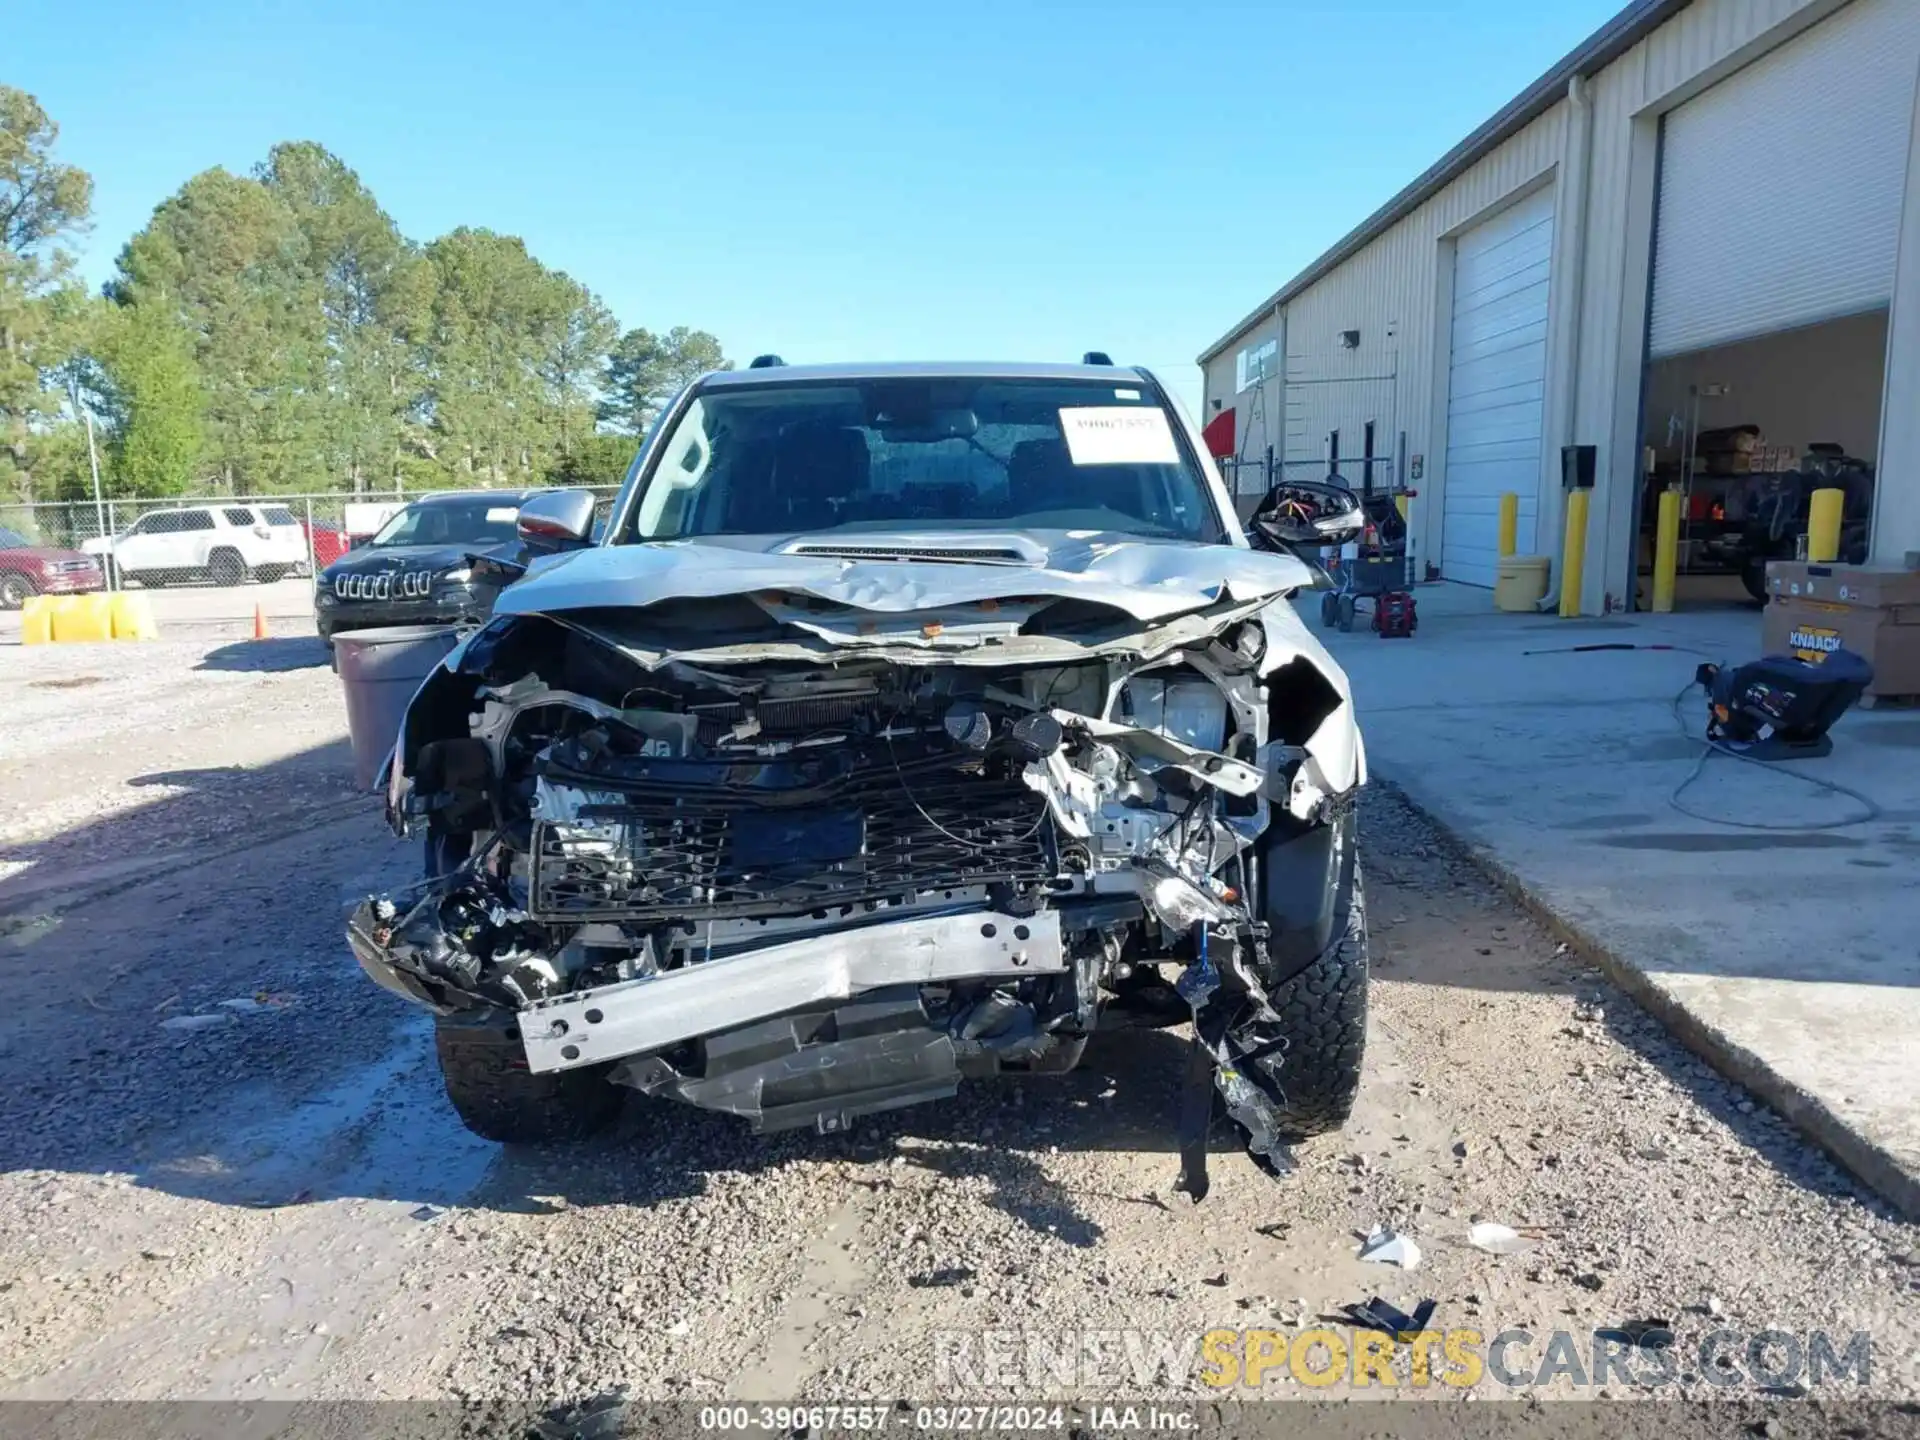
1346, 1296, 1438, 1336
531, 1386, 631, 1440
1468, 1222, 1541, 1256
907, 1266, 977, 1289
1356, 1226, 1422, 1270
160, 1013, 235, 1032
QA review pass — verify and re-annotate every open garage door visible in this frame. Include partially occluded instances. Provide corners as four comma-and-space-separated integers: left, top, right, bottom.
1649, 0, 1920, 359
1443, 187, 1554, 587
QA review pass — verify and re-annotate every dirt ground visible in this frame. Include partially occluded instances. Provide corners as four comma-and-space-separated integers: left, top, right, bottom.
0, 633, 1916, 1426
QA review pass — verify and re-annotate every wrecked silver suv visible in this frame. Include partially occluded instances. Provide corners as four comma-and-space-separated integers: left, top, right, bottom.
349, 361, 1370, 1199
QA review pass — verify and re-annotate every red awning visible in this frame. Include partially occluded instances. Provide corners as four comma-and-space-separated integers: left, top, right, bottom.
1201, 407, 1236, 459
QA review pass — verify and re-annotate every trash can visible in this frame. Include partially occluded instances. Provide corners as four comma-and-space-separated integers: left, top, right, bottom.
333, 626, 462, 790
1494, 555, 1551, 613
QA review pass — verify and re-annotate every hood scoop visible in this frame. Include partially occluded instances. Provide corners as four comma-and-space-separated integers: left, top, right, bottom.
779, 533, 1046, 567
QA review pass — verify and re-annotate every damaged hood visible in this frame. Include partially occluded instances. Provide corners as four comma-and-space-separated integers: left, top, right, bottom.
492, 531, 1317, 626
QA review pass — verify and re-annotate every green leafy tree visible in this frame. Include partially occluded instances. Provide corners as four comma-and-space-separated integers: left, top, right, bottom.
423, 228, 550, 484
112, 167, 324, 491
543, 431, 636, 489
421, 229, 615, 485
0, 86, 94, 502
258, 142, 430, 494
537, 274, 616, 464
98, 300, 204, 496
599, 326, 728, 434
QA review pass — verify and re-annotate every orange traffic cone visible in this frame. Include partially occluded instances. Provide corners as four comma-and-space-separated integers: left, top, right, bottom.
252, 603, 270, 640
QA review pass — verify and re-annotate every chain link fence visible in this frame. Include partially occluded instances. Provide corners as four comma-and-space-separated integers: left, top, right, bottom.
0, 484, 624, 622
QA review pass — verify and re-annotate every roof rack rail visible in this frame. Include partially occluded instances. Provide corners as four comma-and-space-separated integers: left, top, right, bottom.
1082, 351, 1114, 366
748, 354, 785, 369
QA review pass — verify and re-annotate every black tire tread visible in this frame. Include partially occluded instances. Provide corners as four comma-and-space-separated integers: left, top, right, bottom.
1256, 873, 1369, 1141
433, 1020, 620, 1145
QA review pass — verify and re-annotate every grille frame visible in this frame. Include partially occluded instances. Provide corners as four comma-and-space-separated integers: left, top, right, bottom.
526, 743, 1054, 924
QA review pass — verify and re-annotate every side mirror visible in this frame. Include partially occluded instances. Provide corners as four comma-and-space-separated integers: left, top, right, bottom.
1252, 481, 1366, 549
516, 489, 597, 549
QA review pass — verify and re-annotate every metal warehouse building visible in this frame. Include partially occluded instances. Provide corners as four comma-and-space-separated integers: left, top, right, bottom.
1198, 0, 1920, 612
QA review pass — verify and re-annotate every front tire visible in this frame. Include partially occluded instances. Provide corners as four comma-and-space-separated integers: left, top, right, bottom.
0, 573, 34, 610
433, 1016, 621, 1145
1740, 557, 1769, 604
1253, 872, 1368, 1140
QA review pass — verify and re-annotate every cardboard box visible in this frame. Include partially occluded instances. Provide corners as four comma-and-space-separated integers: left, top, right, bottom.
1764, 561, 1920, 698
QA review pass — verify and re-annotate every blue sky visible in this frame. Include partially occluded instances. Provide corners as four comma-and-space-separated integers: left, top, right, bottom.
13, 0, 1620, 413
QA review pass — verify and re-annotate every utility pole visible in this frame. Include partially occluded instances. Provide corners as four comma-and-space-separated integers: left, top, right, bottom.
69, 375, 106, 543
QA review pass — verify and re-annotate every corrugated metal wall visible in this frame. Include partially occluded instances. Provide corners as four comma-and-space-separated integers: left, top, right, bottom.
1199, 0, 1857, 610
1280, 106, 1564, 572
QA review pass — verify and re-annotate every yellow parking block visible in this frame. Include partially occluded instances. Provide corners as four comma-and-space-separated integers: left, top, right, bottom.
20, 595, 55, 645
50, 593, 114, 643
109, 591, 159, 640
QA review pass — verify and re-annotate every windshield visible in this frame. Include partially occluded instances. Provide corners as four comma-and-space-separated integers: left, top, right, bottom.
369, 497, 521, 549
0, 527, 28, 549
622, 377, 1226, 544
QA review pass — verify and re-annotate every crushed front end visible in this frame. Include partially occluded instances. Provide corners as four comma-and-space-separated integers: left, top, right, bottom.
350, 585, 1364, 1192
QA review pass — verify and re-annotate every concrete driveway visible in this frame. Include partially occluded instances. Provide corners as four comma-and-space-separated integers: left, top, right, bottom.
1320, 582, 1920, 1217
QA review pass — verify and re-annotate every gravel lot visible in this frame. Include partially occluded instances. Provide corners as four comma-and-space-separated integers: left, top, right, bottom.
1, 634, 1916, 1424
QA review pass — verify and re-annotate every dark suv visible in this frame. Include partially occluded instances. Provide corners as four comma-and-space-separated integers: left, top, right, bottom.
314, 491, 539, 645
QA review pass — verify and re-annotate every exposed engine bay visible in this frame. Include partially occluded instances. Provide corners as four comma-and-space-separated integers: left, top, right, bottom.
350, 575, 1363, 1198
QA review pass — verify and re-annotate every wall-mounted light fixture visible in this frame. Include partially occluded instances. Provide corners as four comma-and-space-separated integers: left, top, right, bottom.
1337, 329, 1361, 350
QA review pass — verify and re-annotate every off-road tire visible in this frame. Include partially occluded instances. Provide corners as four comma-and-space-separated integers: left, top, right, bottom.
1252, 872, 1369, 1141
434, 1017, 621, 1145
208, 549, 249, 587
0, 573, 33, 610
1740, 557, 1769, 605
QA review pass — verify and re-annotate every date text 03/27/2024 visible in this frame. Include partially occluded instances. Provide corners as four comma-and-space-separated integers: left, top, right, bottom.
695, 1405, 1196, 1433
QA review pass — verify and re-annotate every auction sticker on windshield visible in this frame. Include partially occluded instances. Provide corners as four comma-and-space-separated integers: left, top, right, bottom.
1060, 406, 1179, 466
486, 507, 519, 523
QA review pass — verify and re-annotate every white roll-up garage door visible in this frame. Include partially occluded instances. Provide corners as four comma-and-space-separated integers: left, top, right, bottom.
1443, 187, 1554, 587
1648, 0, 1920, 360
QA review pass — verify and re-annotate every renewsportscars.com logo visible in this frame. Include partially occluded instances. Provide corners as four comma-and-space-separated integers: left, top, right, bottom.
933, 1326, 1874, 1392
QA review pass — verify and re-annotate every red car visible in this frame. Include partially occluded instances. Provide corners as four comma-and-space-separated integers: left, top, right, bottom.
0, 525, 106, 610
302, 519, 350, 569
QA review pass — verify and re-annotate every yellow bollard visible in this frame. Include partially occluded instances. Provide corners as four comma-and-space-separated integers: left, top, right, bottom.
1497, 492, 1519, 558
1807, 487, 1844, 563
1652, 488, 1681, 614
20, 595, 54, 646
1558, 489, 1590, 618
109, 591, 159, 640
